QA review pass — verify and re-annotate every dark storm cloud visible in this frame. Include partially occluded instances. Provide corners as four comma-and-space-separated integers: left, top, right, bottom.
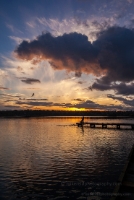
90, 25, 134, 94
92, 81, 134, 95
114, 83, 134, 95
74, 100, 102, 109
115, 83, 134, 95
92, 80, 112, 91
107, 94, 134, 107
15, 27, 134, 85
15, 32, 100, 76
74, 99, 123, 110
93, 27, 134, 82
20, 78, 41, 84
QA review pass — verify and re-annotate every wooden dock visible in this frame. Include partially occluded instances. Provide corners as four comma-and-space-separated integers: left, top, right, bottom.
111, 145, 134, 200
76, 122, 134, 130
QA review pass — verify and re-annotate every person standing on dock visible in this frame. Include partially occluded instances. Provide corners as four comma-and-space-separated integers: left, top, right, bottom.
80, 116, 84, 125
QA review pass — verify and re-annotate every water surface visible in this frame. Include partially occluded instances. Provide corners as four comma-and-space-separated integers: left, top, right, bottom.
0, 117, 134, 200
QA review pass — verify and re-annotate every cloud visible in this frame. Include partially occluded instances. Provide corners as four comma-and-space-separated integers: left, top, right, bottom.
34, 17, 114, 41
20, 78, 41, 84
0, 93, 21, 98
17, 66, 23, 71
73, 98, 83, 101
15, 26, 134, 98
26, 21, 36, 28
6, 24, 23, 34
73, 99, 123, 110
74, 100, 101, 109
90, 26, 134, 94
15, 100, 73, 108
9, 96, 125, 110
6, 24, 15, 32
93, 26, 134, 83
0, 86, 9, 90
15, 26, 134, 81
0, 69, 8, 77
127, 0, 132, 3
9, 36, 23, 44
16, 101, 53, 106
4, 105, 21, 109
107, 94, 134, 107
25, 87, 41, 90
77, 81, 84, 84
92, 81, 134, 95
15, 32, 102, 76
26, 98, 48, 101
92, 80, 111, 91
112, 83, 134, 95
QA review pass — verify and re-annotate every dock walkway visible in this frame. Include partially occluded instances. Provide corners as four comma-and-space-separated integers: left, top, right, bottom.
76, 122, 134, 130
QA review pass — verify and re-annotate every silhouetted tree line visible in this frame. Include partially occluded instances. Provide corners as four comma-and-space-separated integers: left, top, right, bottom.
0, 110, 134, 118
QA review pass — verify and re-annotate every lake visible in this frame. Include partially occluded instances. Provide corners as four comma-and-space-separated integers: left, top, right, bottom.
0, 117, 134, 200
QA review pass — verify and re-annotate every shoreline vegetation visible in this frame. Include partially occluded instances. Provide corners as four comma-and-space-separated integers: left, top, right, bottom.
0, 110, 134, 118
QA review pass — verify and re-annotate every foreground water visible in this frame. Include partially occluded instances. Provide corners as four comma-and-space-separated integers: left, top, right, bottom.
0, 117, 134, 200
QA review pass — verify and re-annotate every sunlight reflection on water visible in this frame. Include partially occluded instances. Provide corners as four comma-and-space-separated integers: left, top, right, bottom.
0, 117, 134, 200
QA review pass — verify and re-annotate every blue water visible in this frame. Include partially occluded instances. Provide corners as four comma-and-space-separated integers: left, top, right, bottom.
0, 117, 134, 200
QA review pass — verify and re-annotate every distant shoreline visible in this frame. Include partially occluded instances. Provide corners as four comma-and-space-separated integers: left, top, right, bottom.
1, 116, 132, 118
0, 110, 134, 119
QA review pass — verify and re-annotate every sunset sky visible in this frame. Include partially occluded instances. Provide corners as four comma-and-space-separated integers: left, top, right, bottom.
1, 0, 134, 111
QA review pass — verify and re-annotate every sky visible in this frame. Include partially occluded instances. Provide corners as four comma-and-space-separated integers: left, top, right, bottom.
1, 0, 134, 111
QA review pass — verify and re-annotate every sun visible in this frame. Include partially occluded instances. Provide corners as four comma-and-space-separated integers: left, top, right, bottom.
67, 107, 88, 111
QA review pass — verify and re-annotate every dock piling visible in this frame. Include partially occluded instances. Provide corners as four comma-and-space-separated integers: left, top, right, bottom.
102, 123, 107, 128
90, 123, 95, 128
116, 125, 120, 129
131, 125, 134, 130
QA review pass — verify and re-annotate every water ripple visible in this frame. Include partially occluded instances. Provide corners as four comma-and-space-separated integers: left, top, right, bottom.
0, 117, 134, 199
